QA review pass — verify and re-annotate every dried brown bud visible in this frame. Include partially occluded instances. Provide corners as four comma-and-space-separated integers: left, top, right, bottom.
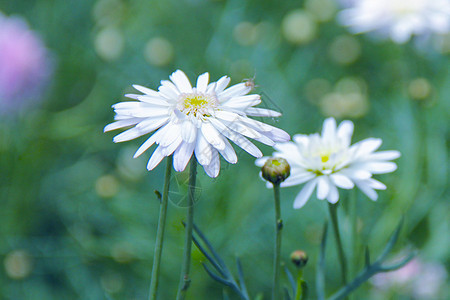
261, 157, 291, 185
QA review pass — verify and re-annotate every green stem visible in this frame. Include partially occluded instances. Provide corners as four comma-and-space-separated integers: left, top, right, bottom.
272, 184, 282, 300
176, 158, 197, 300
348, 191, 358, 300
328, 202, 348, 285
149, 155, 173, 300
294, 269, 303, 300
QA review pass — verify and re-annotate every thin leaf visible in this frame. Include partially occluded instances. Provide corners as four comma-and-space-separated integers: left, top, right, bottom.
193, 223, 229, 273
378, 217, 404, 261
380, 252, 416, 272
284, 265, 296, 296
192, 234, 226, 277
236, 258, 250, 299
202, 263, 231, 287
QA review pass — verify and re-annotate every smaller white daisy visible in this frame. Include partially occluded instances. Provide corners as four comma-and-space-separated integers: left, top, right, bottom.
105, 70, 290, 178
256, 118, 401, 209
337, 0, 450, 44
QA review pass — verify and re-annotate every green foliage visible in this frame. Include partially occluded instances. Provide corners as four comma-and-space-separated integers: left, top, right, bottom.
0, 0, 448, 299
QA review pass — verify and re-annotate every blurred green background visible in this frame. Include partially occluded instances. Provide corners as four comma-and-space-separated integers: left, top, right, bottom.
0, 0, 448, 299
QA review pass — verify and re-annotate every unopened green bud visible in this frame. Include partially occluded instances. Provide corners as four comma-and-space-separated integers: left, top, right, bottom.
261, 157, 291, 184
290, 250, 308, 268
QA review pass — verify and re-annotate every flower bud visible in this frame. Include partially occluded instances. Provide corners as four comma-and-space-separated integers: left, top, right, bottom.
290, 250, 308, 268
261, 157, 291, 184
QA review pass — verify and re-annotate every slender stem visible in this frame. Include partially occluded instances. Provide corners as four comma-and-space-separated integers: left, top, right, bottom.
176, 158, 197, 300
272, 183, 282, 300
149, 155, 173, 300
294, 269, 303, 300
349, 190, 358, 300
328, 202, 348, 285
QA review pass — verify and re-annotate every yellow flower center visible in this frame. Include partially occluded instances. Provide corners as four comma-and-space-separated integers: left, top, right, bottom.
178, 92, 217, 117
321, 154, 330, 163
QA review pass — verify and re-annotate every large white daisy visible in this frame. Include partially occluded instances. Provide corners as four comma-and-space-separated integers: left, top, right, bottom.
104, 70, 290, 178
337, 0, 450, 44
256, 118, 400, 209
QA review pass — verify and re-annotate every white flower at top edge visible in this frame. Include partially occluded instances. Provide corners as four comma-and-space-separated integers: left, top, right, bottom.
256, 118, 401, 209
104, 70, 290, 178
337, 0, 450, 44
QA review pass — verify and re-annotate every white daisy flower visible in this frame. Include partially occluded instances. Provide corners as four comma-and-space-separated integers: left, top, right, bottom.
104, 70, 290, 178
337, 0, 450, 44
256, 118, 400, 209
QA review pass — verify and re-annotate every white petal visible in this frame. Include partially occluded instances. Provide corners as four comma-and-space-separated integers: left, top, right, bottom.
293, 134, 309, 146
214, 110, 241, 122
218, 138, 237, 164
367, 150, 401, 161
161, 135, 183, 156
253, 134, 276, 146
159, 123, 181, 147
337, 120, 354, 146
214, 76, 230, 94
281, 172, 315, 187
317, 176, 330, 200
173, 142, 195, 172
114, 106, 169, 118
195, 131, 212, 165
208, 118, 262, 158
201, 122, 226, 150
255, 157, 269, 167
222, 121, 262, 139
133, 84, 158, 96
196, 72, 209, 93
322, 118, 337, 141
147, 146, 166, 170
133, 123, 173, 158
356, 181, 378, 201
221, 95, 261, 108
355, 138, 382, 156
238, 116, 273, 132
124, 93, 141, 100
327, 183, 339, 204
206, 81, 217, 94
219, 82, 251, 100
112, 101, 147, 109
113, 127, 148, 143
169, 70, 192, 93
330, 173, 354, 189
104, 118, 142, 132
293, 179, 318, 209
366, 178, 386, 190
362, 162, 398, 174
137, 95, 171, 106
181, 120, 197, 143
159, 80, 180, 99
229, 134, 262, 158
342, 168, 372, 180
244, 107, 282, 117
263, 127, 290, 142
203, 150, 220, 178
134, 135, 157, 158
215, 113, 262, 139
135, 117, 169, 132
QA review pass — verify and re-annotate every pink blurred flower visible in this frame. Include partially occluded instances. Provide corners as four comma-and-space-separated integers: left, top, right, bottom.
0, 12, 52, 113
371, 257, 448, 299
